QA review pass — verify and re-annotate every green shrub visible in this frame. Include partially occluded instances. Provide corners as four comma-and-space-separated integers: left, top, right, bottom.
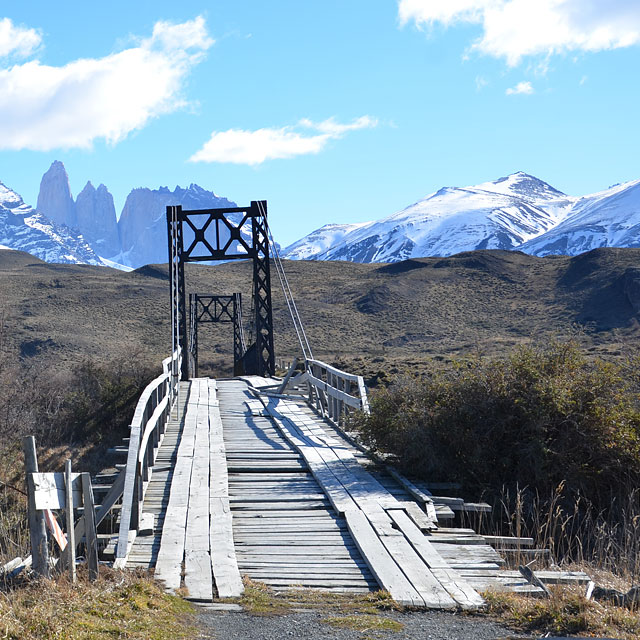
354, 341, 640, 509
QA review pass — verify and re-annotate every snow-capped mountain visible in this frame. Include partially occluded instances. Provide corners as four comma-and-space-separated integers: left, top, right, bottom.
283, 222, 369, 260
0, 181, 110, 266
521, 178, 640, 256
284, 172, 575, 262
5, 161, 242, 269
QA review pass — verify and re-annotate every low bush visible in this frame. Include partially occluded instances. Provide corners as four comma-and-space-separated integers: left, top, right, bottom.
0, 352, 155, 563
354, 341, 640, 513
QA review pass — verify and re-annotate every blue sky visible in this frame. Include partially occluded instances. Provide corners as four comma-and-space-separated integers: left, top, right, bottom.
1, 1, 640, 247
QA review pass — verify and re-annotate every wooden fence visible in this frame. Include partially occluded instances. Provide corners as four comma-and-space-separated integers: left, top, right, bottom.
302, 358, 370, 427
113, 349, 181, 567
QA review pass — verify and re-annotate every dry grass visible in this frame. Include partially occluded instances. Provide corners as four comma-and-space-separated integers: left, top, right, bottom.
0, 569, 195, 640
457, 481, 640, 587
322, 614, 404, 634
232, 577, 400, 616
484, 583, 640, 640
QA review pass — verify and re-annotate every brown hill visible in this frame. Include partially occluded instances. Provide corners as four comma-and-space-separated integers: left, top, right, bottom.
2, 247, 640, 381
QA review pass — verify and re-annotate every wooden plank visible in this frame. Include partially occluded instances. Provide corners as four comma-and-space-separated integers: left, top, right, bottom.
306, 359, 361, 383
388, 509, 484, 610
483, 536, 534, 547
23, 436, 49, 578
31, 472, 81, 510
184, 380, 213, 602
208, 381, 243, 598
115, 420, 142, 563
264, 408, 357, 514
210, 497, 244, 597
64, 460, 76, 583
378, 533, 457, 610
385, 467, 438, 525
344, 509, 424, 606
154, 383, 197, 593
81, 473, 99, 582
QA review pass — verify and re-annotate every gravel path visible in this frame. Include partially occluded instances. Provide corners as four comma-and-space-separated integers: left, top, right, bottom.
196, 607, 534, 640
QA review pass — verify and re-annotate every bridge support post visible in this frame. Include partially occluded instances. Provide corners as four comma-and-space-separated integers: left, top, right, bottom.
251, 201, 275, 377
232, 293, 245, 376
167, 200, 275, 379
189, 293, 199, 378
167, 205, 188, 381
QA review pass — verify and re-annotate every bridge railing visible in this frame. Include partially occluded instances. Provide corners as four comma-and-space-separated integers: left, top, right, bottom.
113, 348, 181, 566
304, 358, 370, 427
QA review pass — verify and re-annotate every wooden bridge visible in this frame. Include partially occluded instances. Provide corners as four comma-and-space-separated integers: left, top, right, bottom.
77, 201, 588, 607
98, 351, 554, 609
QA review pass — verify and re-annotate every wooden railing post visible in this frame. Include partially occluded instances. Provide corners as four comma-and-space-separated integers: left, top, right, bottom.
22, 436, 49, 578
81, 473, 99, 582
64, 459, 76, 583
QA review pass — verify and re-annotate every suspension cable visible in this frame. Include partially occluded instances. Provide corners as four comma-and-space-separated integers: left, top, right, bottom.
257, 201, 313, 361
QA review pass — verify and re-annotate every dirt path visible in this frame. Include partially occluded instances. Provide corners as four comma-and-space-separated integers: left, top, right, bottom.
195, 606, 532, 640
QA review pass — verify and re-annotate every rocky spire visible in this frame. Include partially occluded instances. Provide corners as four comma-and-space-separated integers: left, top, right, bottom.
75, 181, 120, 257
36, 160, 76, 228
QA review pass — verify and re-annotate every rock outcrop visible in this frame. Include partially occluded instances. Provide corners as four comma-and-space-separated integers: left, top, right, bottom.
117, 184, 237, 267
36, 160, 76, 229
76, 181, 120, 257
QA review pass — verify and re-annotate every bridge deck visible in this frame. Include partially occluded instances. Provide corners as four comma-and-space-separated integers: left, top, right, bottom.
126, 377, 502, 608
219, 379, 377, 593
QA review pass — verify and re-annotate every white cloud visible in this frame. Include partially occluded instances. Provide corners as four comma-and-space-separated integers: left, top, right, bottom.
0, 16, 212, 151
0, 17, 41, 58
399, 0, 640, 66
475, 75, 488, 90
190, 116, 378, 165
506, 80, 534, 95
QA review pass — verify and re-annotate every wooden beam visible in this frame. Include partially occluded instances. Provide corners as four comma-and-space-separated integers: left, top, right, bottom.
22, 436, 49, 578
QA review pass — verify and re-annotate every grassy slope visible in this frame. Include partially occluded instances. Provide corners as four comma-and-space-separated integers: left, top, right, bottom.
2, 247, 640, 380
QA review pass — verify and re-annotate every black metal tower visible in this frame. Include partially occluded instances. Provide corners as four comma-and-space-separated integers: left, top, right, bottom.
167, 201, 275, 380
188, 293, 246, 378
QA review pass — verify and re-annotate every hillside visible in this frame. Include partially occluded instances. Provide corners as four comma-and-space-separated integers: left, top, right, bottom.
2, 247, 640, 381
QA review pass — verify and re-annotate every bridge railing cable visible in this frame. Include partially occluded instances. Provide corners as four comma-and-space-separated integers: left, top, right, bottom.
257, 203, 369, 425
258, 201, 313, 361
113, 347, 182, 567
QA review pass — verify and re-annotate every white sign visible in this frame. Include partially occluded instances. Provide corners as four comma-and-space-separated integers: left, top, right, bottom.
31, 472, 82, 510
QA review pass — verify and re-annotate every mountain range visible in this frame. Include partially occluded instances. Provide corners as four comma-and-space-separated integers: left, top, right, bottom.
283, 172, 640, 262
1, 161, 238, 269
2, 165, 640, 268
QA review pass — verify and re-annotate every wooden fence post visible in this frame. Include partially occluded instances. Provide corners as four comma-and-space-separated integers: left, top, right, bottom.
22, 436, 49, 578
82, 473, 99, 582
65, 459, 76, 583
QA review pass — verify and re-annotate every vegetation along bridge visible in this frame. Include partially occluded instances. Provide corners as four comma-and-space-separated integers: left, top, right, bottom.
36, 201, 588, 608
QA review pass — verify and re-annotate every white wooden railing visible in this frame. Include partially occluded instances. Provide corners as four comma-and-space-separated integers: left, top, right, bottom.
300, 358, 370, 427
113, 349, 181, 566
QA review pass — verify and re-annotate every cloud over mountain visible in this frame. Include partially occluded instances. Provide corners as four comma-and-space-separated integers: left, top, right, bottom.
399, 0, 640, 66
0, 16, 212, 151
190, 116, 378, 165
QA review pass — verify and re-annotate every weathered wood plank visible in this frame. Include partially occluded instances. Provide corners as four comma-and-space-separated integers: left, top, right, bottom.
184, 380, 213, 602
388, 509, 484, 610
209, 380, 243, 598
344, 509, 424, 606
154, 383, 197, 593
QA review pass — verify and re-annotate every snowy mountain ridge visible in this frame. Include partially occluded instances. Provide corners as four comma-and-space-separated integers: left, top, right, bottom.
1, 162, 239, 269
283, 172, 640, 262
0, 180, 112, 266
